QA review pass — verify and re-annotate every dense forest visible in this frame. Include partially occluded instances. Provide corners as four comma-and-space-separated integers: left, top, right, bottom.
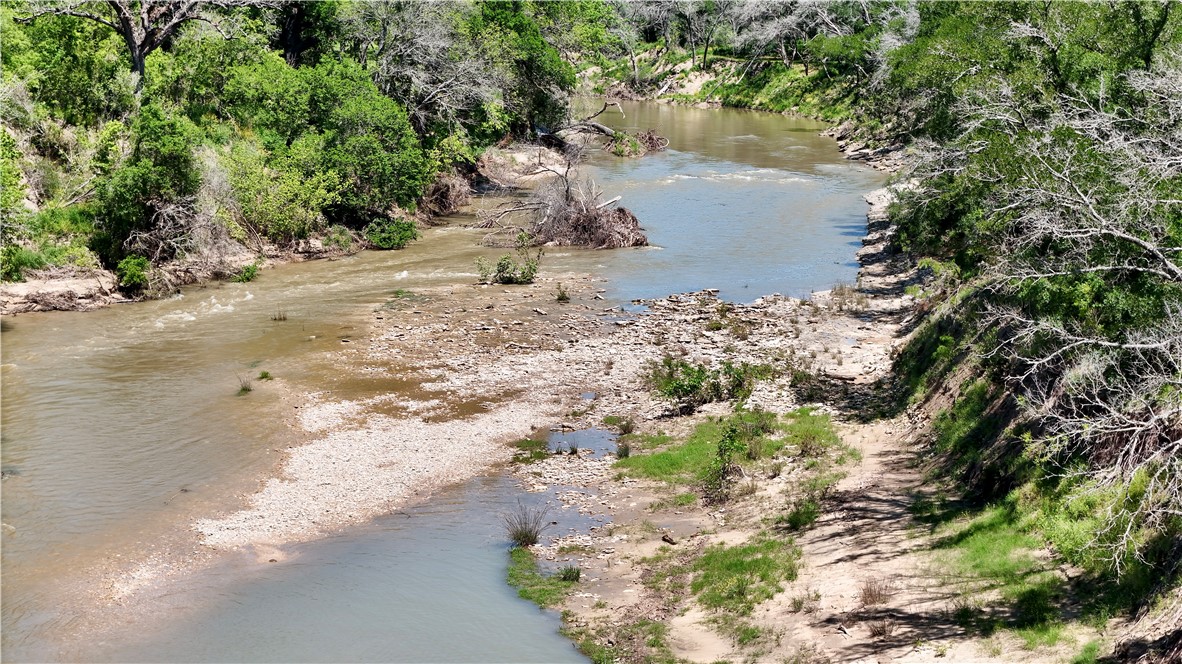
2, 0, 1179, 657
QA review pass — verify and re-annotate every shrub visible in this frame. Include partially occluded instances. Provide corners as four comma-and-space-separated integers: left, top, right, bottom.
645, 356, 773, 411
324, 88, 432, 218
779, 498, 822, 531
225, 140, 340, 244
504, 502, 551, 547
558, 565, 582, 582
115, 255, 150, 290
703, 424, 746, 504
324, 224, 354, 251
232, 261, 259, 283
92, 104, 200, 264
1, 245, 46, 282
476, 233, 543, 285
363, 218, 418, 249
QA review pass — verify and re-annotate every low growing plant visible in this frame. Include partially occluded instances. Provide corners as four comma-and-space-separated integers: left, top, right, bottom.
703, 424, 746, 504
232, 261, 260, 283
476, 231, 542, 284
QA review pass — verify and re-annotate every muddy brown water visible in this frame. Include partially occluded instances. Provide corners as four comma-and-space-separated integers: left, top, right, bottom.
1, 102, 883, 662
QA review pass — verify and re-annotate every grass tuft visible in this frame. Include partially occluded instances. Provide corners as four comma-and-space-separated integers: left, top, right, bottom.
866, 619, 895, 638
859, 577, 894, 607
504, 502, 551, 547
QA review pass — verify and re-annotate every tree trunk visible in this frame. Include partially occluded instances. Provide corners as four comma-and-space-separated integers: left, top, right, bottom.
130, 49, 146, 94
778, 39, 793, 68
280, 3, 306, 67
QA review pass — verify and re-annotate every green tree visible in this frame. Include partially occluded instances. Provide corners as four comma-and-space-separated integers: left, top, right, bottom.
467, 1, 576, 135
1, 9, 134, 126
324, 90, 430, 220
92, 103, 198, 263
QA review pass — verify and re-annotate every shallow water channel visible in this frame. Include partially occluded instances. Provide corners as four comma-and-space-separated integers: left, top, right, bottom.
1, 102, 882, 662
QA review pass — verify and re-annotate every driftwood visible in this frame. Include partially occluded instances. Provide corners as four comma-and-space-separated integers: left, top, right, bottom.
421, 172, 471, 216
476, 164, 647, 250
545, 101, 668, 158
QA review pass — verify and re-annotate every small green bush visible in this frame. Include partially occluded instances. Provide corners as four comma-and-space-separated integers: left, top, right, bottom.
476, 231, 542, 284
778, 498, 821, 531
363, 218, 419, 249
116, 255, 151, 290
703, 424, 746, 503
645, 356, 772, 411
1, 245, 46, 282
232, 262, 260, 282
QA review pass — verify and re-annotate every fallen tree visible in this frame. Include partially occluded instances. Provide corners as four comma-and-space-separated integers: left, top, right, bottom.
544, 101, 669, 157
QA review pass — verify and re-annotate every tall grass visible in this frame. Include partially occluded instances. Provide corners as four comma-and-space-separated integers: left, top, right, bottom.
504, 502, 551, 547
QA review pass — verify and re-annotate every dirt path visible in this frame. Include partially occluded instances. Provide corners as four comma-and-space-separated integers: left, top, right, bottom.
761, 417, 975, 663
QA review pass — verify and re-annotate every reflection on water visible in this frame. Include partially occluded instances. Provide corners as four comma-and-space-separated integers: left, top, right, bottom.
2, 101, 880, 662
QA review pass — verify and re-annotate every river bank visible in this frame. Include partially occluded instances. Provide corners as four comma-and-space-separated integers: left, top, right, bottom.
0, 145, 568, 318
3, 100, 893, 661
506, 187, 1113, 663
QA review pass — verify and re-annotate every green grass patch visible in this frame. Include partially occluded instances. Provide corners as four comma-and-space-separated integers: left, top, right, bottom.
510, 437, 549, 464
649, 492, 698, 511
616, 410, 790, 486
1070, 641, 1100, 664
614, 420, 720, 484
933, 502, 1068, 648
710, 614, 777, 648
506, 547, 577, 608
691, 534, 800, 615
783, 407, 843, 457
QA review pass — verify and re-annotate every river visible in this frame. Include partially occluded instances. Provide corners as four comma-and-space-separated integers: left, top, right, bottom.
0, 101, 883, 662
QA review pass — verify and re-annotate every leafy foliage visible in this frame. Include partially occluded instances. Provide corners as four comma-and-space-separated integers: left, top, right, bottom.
363, 218, 419, 250
115, 254, 150, 289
